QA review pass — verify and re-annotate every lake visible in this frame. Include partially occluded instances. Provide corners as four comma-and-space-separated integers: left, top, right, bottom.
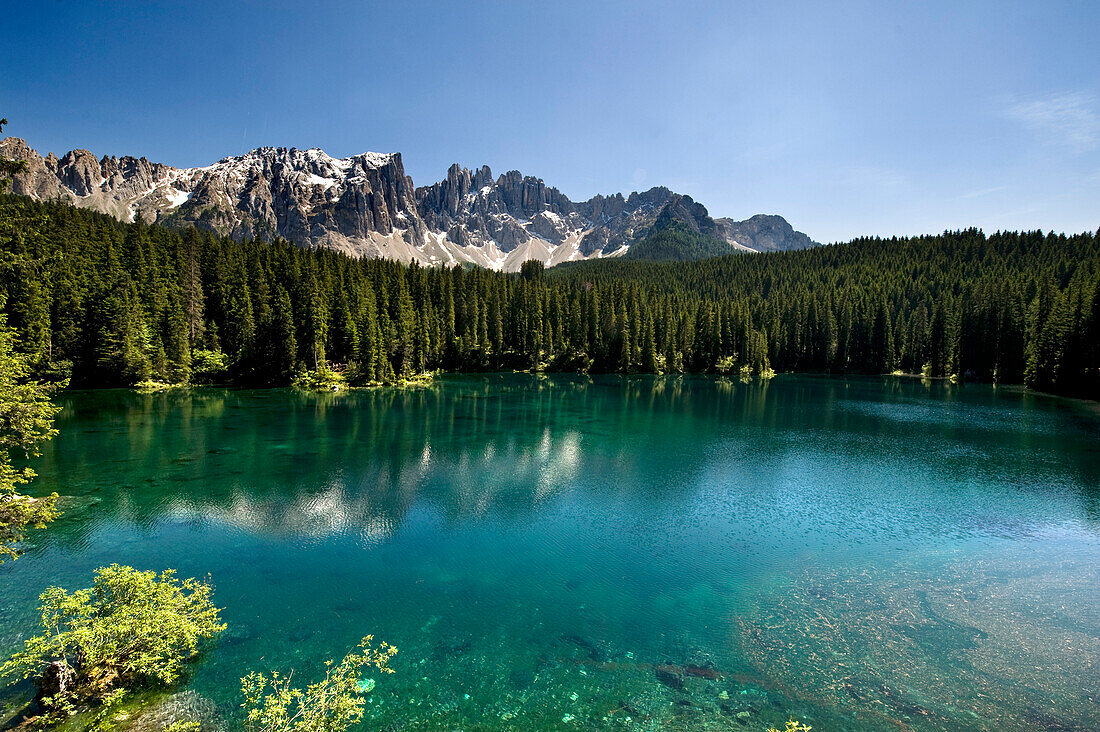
2, 374, 1099, 731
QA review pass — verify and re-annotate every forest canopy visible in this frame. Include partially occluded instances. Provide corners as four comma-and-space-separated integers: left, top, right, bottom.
0, 194, 1096, 399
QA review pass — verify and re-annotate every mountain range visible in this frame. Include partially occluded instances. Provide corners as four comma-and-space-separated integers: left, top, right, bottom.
0, 138, 818, 271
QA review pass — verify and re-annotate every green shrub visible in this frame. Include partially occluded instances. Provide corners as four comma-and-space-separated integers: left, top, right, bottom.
164, 722, 201, 732
0, 313, 61, 562
134, 379, 180, 392
715, 355, 737, 374
190, 349, 229, 384
769, 721, 812, 732
1, 565, 225, 715
241, 635, 397, 732
292, 364, 347, 391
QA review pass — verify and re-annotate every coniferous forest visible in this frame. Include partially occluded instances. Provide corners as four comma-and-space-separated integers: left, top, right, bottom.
0, 194, 1097, 400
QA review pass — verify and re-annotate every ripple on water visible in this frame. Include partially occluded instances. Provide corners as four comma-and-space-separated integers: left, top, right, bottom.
1, 375, 1097, 731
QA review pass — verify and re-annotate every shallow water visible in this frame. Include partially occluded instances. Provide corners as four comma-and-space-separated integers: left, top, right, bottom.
2, 374, 1098, 731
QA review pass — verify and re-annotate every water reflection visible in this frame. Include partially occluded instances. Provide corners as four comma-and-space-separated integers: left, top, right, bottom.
27, 374, 1100, 556
4, 374, 1100, 731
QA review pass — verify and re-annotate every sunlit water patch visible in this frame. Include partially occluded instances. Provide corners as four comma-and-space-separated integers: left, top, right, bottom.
1, 375, 1098, 730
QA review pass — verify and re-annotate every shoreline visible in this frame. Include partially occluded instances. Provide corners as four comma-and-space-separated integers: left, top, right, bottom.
57, 370, 1100, 410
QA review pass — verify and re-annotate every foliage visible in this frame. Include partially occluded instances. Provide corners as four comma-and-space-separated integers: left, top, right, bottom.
557, 227, 1099, 397
0, 309, 61, 561
0, 195, 1096, 399
0, 124, 62, 561
293, 363, 347, 391
768, 721, 812, 732
240, 635, 397, 732
624, 220, 736, 262
134, 379, 181, 392
715, 355, 737, 374
189, 349, 229, 384
518, 259, 545, 281
163, 722, 201, 732
1, 565, 225, 712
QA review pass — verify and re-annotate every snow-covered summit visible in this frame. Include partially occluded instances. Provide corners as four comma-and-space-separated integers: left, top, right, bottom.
0, 137, 818, 271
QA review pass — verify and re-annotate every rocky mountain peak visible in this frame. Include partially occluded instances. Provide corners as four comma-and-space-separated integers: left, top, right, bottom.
2, 137, 819, 269
715, 212, 817, 252
653, 193, 719, 238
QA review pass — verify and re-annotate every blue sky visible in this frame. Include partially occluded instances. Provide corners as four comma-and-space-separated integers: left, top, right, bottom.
3, 1, 1098, 242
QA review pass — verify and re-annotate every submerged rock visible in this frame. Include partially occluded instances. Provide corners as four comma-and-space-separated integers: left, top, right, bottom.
219, 623, 255, 647
127, 691, 226, 732
557, 633, 611, 663
684, 664, 721, 680
653, 664, 685, 690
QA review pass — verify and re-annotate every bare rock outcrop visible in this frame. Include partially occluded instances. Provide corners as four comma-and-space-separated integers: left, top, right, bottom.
2, 137, 819, 270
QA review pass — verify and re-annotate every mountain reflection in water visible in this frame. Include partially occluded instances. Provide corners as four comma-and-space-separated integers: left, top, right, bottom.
3, 374, 1097, 731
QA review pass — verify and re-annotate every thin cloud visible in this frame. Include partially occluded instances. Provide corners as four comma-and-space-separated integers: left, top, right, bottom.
1007, 92, 1099, 152
960, 185, 1008, 199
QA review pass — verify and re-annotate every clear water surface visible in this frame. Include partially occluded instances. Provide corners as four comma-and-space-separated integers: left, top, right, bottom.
1, 374, 1098, 731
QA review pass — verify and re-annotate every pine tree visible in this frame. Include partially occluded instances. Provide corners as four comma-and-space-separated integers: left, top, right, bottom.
164, 304, 191, 384
641, 313, 658, 373
870, 297, 895, 373
181, 227, 205, 344
928, 301, 952, 377
265, 285, 298, 383
389, 273, 416, 377
97, 278, 152, 385
0, 193, 1094, 398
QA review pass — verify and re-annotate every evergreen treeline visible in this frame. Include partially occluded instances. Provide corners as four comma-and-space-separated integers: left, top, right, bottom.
554, 227, 1100, 398
1, 195, 1097, 399
623, 221, 739, 262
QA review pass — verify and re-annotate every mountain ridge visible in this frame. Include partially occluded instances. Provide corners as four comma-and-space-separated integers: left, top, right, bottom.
0, 137, 819, 270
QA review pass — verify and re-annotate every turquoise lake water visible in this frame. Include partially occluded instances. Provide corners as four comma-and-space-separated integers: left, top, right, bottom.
1, 374, 1098, 731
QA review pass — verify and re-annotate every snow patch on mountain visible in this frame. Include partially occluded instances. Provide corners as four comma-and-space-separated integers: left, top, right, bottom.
165, 188, 191, 207
1, 137, 819, 272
